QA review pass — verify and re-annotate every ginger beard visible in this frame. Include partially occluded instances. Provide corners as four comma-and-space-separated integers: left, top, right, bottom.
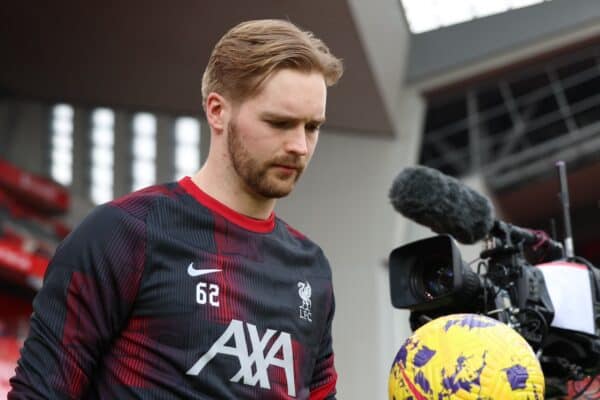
227, 120, 306, 199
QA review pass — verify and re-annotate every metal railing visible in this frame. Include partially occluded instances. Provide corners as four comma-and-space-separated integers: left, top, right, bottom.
420, 43, 600, 188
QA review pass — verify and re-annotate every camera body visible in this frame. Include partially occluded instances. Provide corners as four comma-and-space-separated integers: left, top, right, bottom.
389, 233, 600, 395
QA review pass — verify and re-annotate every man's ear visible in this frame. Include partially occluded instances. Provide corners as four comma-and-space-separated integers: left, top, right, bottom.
205, 92, 229, 134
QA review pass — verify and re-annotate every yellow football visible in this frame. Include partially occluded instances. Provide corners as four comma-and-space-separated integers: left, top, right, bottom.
389, 314, 544, 399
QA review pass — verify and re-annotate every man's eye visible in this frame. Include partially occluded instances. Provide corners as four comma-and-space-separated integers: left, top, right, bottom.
306, 124, 320, 133
269, 121, 291, 129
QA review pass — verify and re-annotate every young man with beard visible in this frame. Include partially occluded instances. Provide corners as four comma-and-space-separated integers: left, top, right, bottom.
9, 19, 343, 399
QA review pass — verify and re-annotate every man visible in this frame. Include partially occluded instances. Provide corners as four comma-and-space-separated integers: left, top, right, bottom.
9, 19, 343, 399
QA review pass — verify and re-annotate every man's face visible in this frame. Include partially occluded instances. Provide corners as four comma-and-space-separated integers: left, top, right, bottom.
226, 69, 327, 199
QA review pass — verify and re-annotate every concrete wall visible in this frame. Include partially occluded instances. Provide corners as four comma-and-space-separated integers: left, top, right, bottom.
0, 100, 49, 173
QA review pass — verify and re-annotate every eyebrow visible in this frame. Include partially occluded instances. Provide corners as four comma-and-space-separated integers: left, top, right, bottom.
260, 112, 326, 126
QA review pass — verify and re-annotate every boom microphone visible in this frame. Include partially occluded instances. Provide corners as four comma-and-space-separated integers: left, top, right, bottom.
389, 166, 563, 257
389, 166, 494, 244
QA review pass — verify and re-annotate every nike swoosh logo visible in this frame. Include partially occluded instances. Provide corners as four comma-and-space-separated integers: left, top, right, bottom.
187, 262, 221, 277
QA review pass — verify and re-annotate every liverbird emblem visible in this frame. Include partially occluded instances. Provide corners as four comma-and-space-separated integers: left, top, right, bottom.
297, 281, 312, 322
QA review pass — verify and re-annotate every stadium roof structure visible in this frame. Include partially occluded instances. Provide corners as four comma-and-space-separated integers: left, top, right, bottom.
2, 0, 598, 138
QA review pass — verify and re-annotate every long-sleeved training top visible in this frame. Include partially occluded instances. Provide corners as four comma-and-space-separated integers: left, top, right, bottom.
9, 177, 337, 399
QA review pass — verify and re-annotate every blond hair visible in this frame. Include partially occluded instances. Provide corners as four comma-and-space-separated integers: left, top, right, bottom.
201, 19, 343, 108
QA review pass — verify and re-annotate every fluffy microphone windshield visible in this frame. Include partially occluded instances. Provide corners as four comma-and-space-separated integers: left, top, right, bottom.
389, 166, 495, 244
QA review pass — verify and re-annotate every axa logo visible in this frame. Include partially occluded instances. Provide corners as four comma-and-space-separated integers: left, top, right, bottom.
187, 319, 296, 397
298, 281, 312, 322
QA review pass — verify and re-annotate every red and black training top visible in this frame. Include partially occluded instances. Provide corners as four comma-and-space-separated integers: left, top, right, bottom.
9, 177, 337, 399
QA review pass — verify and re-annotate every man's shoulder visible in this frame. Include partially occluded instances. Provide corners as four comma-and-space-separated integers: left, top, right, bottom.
109, 182, 182, 220
276, 217, 318, 247
275, 217, 331, 270
69, 182, 181, 240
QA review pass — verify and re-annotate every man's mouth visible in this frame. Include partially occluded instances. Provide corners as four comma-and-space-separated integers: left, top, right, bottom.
274, 164, 298, 170
271, 164, 303, 176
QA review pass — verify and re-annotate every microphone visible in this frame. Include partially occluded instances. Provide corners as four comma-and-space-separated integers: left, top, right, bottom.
389, 166, 494, 244
389, 166, 563, 256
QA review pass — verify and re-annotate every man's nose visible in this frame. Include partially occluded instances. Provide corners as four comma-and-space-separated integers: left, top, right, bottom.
284, 127, 309, 156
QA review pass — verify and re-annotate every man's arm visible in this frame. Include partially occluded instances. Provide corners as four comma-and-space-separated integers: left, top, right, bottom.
8, 204, 146, 399
309, 288, 337, 400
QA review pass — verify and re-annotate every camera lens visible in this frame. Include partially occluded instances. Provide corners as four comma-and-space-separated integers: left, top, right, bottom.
421, 264, 454, 299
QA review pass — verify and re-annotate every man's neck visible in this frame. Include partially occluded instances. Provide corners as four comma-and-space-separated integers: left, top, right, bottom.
190, 163, 276, 220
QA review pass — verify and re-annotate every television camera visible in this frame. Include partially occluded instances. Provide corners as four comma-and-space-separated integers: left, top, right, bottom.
388, 162, 600, 397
